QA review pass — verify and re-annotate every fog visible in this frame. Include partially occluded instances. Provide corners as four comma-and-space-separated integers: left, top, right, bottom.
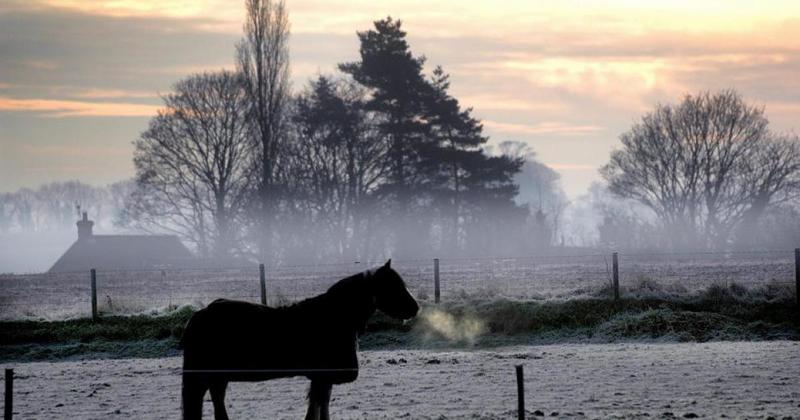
4, 148, 800, 275
0, 166, 575, 273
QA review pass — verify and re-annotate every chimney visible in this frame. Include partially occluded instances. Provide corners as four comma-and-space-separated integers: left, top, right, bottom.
77, 211, 94, 240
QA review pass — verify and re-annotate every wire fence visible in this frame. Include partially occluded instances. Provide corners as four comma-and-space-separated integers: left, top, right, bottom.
0, 250, 797, 320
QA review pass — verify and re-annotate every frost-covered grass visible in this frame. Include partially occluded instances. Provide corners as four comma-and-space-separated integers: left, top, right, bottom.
9, 342, 800, 418
2, 282, 795, 362
3, 252, 794, 320
370, 280, 799, 348
0, 306, 193, 351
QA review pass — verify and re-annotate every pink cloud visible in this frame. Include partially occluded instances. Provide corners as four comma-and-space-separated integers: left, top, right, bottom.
74, 88, 157, 99
0, 96, 159, 117
483, 120, 605, 136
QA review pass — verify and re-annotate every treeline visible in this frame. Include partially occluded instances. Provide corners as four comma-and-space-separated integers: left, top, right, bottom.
123, 4, 564, 264
0, 180, 133, 234
8, 2, 798, 264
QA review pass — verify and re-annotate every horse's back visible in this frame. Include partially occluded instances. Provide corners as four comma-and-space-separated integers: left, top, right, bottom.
181, 298, 359, 383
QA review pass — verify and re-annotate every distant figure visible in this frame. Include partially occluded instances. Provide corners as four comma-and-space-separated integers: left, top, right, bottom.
180, 260, 419, 420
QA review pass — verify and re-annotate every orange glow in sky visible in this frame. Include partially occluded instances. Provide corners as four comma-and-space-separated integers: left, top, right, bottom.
2, 0, 799, 195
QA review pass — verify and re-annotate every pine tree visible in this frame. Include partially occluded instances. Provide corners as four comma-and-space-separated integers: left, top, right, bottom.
425, 66, 524, 255
339, 17, 435, 257
340, 17, 526, 257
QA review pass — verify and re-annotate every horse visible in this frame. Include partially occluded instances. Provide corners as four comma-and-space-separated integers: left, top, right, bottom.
180, 259, 419, 420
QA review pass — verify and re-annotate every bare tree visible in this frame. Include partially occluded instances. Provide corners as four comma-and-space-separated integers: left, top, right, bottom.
36, 181, 100, 230
734, 133, 800, 247
601, 90, 800, 250
280, 76, 388, 261
127, 71, 257, 259
0, 181, 133, 234
499, 141, 568, 248
236, 0, 291, 261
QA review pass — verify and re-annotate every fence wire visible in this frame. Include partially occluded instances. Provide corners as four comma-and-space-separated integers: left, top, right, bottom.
0, 250, 796, 320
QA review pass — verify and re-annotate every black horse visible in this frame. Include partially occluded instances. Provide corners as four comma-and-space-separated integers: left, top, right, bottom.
180, 260, 419, 420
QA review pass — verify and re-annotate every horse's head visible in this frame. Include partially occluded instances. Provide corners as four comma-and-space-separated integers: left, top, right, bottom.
371, 259, 419, 320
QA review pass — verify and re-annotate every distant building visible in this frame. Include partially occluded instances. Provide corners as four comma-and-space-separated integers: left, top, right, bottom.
48, 212, 194, 272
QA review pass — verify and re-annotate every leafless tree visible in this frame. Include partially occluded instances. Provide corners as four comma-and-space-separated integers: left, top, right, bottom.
734, 133, 800, 247
601, 89, 800, 250
499, 141, 568, 248
281, 76, 388, 261
0, 181, 133, 234
236, 0, 291, 261
36, 181, 100, 229
128, 71, 257, 258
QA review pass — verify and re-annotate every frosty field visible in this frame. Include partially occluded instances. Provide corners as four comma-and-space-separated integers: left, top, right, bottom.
1, 252, 795, 321
2, 341, 798, 419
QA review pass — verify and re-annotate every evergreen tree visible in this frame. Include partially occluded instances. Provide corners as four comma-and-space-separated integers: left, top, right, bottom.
340, 17, 527, 257
425, 66, 525, 255
339, 17, 435, 257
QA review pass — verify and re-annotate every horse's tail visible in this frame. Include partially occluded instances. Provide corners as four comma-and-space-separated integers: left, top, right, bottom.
178, 317, 191, 349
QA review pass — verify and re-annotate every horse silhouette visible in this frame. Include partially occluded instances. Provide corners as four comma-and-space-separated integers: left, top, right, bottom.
180, 260, 419, 420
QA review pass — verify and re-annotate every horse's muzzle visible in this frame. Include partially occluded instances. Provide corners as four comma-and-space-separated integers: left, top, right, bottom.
403, 301, 420, 320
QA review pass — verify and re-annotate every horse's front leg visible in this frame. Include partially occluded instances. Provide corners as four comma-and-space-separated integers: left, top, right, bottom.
305, 381, 332, 420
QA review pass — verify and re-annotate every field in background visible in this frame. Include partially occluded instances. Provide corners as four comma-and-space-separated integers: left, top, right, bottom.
0, 251, 796, 321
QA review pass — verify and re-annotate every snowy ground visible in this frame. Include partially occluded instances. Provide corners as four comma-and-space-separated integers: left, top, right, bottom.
2, 341, 799, 419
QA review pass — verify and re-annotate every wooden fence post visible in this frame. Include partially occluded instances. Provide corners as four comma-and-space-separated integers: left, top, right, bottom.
90, 268, 98, 321
795, 248, 799, 307
612, 252, 620, 301
515, 365, 525, 420
434, 258, 440, 304
161, 270, 170, 308
5, 368, 12, 420
259, 263, 267, 305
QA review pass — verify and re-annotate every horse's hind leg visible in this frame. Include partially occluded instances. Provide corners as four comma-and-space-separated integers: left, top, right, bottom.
305, 381, 332, 420
182, 374, 207, 420
319, 383, 332, 420
209, 381, 229, 420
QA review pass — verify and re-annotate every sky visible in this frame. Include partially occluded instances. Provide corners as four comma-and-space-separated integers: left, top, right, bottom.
1, 0, 799, 198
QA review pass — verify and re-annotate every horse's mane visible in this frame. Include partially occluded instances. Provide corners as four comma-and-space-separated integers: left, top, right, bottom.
323, 269, 376, 334
326, 269, 371, 295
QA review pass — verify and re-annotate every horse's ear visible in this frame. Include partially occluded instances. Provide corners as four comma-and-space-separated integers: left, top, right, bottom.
384, 259, 391, 269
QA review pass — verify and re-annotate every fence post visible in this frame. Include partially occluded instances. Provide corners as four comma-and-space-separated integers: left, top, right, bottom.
515, 365, 525, 420
161, 270, 168, 308
612, 252, 620, 301
5, 368, 12, 420
434, 258, 440, 304
259, 263, 267, 305
795, 248, 799, 307
90, 268, 98, 321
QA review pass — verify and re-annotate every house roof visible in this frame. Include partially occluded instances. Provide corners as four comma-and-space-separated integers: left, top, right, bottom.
48, 234, 194, 272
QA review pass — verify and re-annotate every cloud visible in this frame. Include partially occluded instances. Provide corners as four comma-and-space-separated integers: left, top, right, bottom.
483, 120, 605, 136
19, 144, 131, 158
2, 0, 800, 197
457, 93, 568, 113
0, 97, 159, 117
546, 163, 598, 171
0, 7, 240, 95
74, 88, 157, 99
